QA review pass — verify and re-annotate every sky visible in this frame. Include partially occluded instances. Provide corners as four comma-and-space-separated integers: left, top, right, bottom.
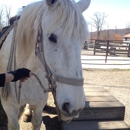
82, 0, 130, 32
0, 0, 130, 32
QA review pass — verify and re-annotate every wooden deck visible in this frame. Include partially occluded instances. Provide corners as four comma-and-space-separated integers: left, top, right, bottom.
62, 85, 130, 130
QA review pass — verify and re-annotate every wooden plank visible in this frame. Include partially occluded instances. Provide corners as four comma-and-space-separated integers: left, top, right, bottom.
62, 121, 130, 130
76, 85, 125, 120
84, 91, 112, 96
86, 96, 118, 102
73, 101, 125, 120
76, 107, 125, 120
84, 87, 107, 92
84, 101, 124, 108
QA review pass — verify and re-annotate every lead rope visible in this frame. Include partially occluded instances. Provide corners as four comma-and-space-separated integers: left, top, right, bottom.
17, 73, 52, 104
17, 72, 61, 122
13, 21, 18, 99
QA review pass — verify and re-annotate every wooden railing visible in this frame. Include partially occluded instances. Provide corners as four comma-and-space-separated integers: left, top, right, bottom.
93, 40, 130, 63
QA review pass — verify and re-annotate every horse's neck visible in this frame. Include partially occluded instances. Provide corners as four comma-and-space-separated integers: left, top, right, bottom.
0, 30, 14, 73
16, 50, 39, 72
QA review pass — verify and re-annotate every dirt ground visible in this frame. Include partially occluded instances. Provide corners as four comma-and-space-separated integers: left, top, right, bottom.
0, 69, 130, 129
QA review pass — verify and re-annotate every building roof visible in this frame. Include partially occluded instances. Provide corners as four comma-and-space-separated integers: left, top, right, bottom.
123, 33, 130, 38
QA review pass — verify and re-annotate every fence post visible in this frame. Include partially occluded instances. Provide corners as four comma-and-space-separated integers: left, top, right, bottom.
105, 40, 109, 63
128, 43, 130, 57
93, 40, 96, 55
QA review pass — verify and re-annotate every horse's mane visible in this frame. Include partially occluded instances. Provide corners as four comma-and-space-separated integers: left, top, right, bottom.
15, 0, 88, 67
16, 1, 43, 54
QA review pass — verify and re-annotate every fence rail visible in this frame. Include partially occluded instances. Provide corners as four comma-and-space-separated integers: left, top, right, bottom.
92, 40, 130, 62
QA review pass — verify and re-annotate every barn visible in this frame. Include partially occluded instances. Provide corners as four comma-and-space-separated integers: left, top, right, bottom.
123, 33, 130, 42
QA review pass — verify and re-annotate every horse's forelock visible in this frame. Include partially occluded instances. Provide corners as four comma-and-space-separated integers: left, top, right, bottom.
16, 1, 44, 46
47, 0, 88, 41
16, 0, 88, 52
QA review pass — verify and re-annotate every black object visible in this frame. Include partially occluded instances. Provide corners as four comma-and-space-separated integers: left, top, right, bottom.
8, 68, 30, 82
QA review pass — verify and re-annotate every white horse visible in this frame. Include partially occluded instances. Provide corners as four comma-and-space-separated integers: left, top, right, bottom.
0, 0, 90, 129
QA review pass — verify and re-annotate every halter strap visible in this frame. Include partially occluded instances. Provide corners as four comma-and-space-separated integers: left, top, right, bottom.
54, 74, 84, 86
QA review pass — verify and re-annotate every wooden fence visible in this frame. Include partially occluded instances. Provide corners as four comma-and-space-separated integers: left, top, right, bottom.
93, 40, 130, 56
93, 40, 130, 62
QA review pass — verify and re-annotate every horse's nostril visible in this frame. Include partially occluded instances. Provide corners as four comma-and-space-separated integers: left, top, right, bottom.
62, 103, 80, 117
62, 102, 70, 114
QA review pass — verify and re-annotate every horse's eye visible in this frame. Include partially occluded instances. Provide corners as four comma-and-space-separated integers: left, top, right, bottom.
48, 33, 57, 43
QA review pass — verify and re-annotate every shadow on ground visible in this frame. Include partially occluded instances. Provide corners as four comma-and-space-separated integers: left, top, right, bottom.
0, 105, 61, 130
42, 116, 61, 130
42, 105, 61, 130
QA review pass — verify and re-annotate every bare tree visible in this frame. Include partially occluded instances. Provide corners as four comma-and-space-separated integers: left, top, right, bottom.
126, 22, 130, 34
0, 4, 12, 32
0, 5, 5, 31
4, 5, 12, 26
90, 12, 107, 40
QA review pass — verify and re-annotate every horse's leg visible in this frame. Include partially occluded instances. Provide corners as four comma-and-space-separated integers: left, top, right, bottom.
1, 98, 19, 130
31, 99, 47, 130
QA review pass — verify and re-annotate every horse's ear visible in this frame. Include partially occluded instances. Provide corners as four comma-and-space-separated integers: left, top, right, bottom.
45, 0, 58, 6
76, 0, 91, 13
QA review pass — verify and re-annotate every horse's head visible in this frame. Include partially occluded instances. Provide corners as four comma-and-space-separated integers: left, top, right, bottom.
41, 0, 91, 121
16, 0, 90, 122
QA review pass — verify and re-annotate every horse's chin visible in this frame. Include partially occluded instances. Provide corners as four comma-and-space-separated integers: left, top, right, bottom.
60, 113, 79, 122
